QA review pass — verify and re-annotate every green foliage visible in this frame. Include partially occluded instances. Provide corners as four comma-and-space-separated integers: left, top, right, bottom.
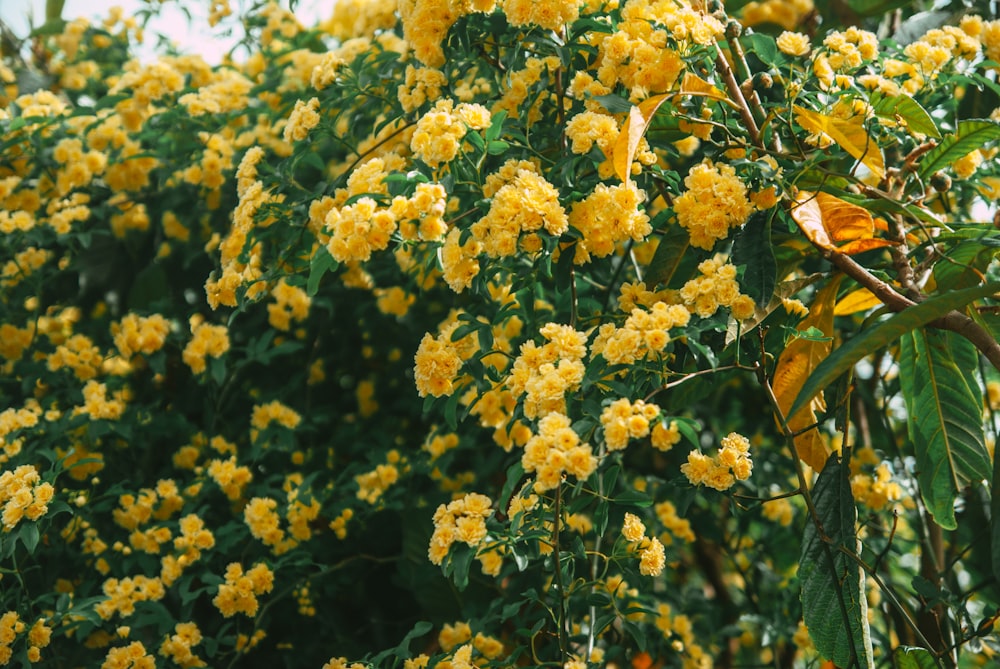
1, 0, 1000, 668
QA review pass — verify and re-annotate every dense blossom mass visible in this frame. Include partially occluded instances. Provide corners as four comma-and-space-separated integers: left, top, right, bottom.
1, 0, 999, 667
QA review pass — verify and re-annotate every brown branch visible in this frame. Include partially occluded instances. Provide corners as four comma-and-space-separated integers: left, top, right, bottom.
821, 250, 1000, 372
713, 42, 761, 147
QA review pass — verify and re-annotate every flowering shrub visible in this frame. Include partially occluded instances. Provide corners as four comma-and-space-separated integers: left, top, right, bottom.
2, 0, 1000, 667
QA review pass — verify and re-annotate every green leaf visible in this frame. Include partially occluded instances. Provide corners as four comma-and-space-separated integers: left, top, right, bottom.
933, 240, 1000, 291
870, 92, 940, 139
918, 119, 1000, 180
992, 427, 1000, 583
788, 282, 1000, 419
486, 140, 510, 155
731, 212, 776, 308
644, 223, 690, 288
395, 621, 433, 655
799, 455, 873, 669
893, 646, 938, 669
740, 33, 778, 67
307, 246, 337, 297
128, 263, 170, 310
20, 522, 40, 554
899, 329, 990, 530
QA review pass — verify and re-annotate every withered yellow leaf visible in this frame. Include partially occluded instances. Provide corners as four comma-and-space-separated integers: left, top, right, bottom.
794, 106, 886, 180
677, 72, 734, 106
834, 287, 881, 316
613, 94, 670, 184
772, 277, 841, 471
791, 191, 898, 256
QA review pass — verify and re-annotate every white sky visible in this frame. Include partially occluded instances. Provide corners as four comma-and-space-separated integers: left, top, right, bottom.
1, 0, 331, 63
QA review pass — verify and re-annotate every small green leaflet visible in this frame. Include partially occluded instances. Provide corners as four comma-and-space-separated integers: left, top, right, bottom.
307, 246, 338, 296
893, 646, 937, 669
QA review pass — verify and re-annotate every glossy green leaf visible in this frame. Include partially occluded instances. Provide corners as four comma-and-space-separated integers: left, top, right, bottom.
932, 240, 999, 291
918, 119, 1000, 180
992, 429, 1000, 583
731, 212, 776, 308
800, 455, 873, 668
307, 246, 337, 296
899, 329, 990, 530
644, 223, 690, 288
893, 646, 938, 669
870, 92, 940, 139
788, 282, 1000, 419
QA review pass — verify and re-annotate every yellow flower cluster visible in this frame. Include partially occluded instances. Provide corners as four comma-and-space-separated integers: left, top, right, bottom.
207, 456, 253, 501
0, 405, 39, 463
159, 622, 206, 668
508, 323, 587, 420
411, 99, 491, 168
428, 492, 494, 565
322, 0, 398, 40
101, 640, 155, 669
591, 301, 691, 365
268, 279, 311, 331
655, 500, 694, 543
471, 168, 567, 256
391, 181, 449, 242
96, 575, 166, 620
355, 451, 403, 504
182, 317, 230, 374
250, 400, 302, 432
740, 0, 814, 31
596, 7, 685, 100
0, 246, 51, 289
440, 227, 482, 292
111, 313, 170, 360
600, 398, 681, 451
399, 66, 449, 112
522, 412, 597, 492
283, 97, 321, 143
568, 182, 652, 262
823, 27, 879, 70
0, 465, 54, 531
673, 161, 754, 250
212, 562, 274, 617
325, 197, 397, 263
852, 462, 903, 511
502, 0, 582, 31
205, 176, 267, 308
678, 257, 756, 319
654, 604, 711, 668
76, 381, 127, 421
328, 508, 354, 539
243, 497, 287, 551
399, 0, 464, 67
681, 432, 753, 491
51, 137, 108, 195
414, 317, 473, 398
620, 512, 666, 576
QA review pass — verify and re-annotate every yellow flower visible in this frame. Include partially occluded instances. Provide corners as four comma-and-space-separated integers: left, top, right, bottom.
639, 537, 666, 576
283, 97, 321, 142
776, 31, 811, 56
622, 512, 646, 542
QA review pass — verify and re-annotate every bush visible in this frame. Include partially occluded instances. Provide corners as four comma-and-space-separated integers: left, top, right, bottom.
1, 0, 1000, 667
